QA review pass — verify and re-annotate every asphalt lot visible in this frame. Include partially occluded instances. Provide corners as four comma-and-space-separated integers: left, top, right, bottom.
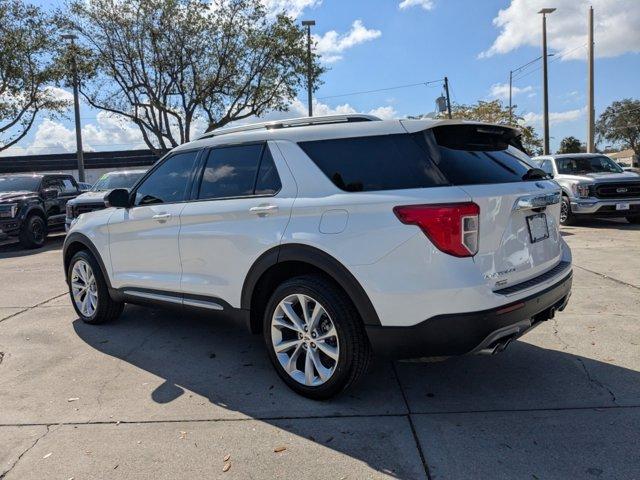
0, 221, 639, 480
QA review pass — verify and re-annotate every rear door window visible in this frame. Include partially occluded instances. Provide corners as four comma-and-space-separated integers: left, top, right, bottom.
298, 134, 448, 192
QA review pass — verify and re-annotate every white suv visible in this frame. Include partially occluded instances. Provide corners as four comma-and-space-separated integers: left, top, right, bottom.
63, 114, 573, 399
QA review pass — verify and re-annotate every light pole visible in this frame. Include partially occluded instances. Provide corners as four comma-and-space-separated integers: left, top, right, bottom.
302, 20, 315, 117
62, 33, 85, 182
538, 8, 556, 155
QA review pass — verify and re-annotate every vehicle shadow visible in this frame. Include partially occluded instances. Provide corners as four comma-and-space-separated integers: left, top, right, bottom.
567, 217, 640, 230
0, 233, 65, 259
72, 304, 640, 479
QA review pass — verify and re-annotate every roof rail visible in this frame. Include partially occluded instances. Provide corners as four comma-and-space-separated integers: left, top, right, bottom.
198, 114, 381, 140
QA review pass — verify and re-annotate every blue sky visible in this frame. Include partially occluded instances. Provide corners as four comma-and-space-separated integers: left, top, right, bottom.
5, 0, 639, 156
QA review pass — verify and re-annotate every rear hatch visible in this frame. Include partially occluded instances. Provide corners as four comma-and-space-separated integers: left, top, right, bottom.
402, 121, 564, 290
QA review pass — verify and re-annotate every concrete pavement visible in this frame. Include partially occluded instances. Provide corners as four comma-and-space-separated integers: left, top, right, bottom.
0, 220, 639, 479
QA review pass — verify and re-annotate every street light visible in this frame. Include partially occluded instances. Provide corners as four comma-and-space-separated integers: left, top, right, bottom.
302, 20, 316, 117
538, 8, 556, 155
62, 33, 85, 182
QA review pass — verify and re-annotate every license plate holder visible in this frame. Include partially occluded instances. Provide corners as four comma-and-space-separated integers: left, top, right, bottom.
616, 202, 630, 211
527, 213, 549, 243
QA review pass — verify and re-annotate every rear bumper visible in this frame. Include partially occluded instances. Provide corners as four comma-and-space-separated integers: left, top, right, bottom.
571, 198, 640, 217
365, 270, 572, 359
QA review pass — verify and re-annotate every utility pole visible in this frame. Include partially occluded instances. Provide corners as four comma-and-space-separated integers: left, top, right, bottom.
62, 34, 85, 182
538, 8, 556, 155
443, 76, 452, 119
302, 20, 316, 117
587, 6, 595, 152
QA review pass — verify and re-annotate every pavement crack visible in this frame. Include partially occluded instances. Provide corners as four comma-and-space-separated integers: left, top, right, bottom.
576, 357, 617, 405
552, 318, 570, 351
0, 292, 68, 325
0, 425, 51, 479
574, 264, 639, 290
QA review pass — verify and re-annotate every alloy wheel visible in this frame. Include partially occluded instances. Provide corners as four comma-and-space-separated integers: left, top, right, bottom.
560, 201, 569, 223
71, 260, 98, 317
271, 294, 339, 387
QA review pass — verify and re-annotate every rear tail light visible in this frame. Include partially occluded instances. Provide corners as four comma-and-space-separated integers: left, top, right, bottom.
393, 202, 480, 257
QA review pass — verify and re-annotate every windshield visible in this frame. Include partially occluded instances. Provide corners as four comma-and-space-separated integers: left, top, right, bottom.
0, 176, 40, 193
92, 172, 144, 191
556, 156, 623, 175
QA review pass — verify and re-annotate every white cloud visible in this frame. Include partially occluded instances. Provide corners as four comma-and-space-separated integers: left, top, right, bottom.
314, 20, 381, 63
261, 0, 321, 18
522, 107, 586, 126
399, 0, 434, 11
488, 82, 533, 101
43, 86, 74, 103
480, 0, 640, 60
252, 98, 397, 120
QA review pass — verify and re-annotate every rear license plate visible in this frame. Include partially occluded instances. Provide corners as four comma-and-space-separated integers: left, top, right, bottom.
527, 213, 549, 243
616, 202, 630, 211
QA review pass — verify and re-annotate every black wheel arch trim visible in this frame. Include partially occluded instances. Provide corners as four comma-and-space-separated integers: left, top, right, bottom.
63, 232, 114, 292
241, 243, 382, 326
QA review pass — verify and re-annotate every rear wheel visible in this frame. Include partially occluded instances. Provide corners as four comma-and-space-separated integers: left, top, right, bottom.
19, 214, 47, 249
68, 250, 124, 324
559, 196, 576, 226
627, 216, 640, 224
263, 275, 371, 399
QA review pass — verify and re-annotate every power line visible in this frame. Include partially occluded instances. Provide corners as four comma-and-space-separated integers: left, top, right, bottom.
317, 80, 444, 100
512, 43, 588, 83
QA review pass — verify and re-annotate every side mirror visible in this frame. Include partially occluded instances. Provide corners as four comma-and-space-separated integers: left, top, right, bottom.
105, 188, 131, 208
42, 188, 58, 199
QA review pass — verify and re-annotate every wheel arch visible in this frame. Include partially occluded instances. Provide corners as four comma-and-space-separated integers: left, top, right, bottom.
241, 244, 381, 334
63, 232, 114, 291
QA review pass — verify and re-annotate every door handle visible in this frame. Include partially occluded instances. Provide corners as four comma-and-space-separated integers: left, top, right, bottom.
249, 205, 278, 216
152, 213, 172, 222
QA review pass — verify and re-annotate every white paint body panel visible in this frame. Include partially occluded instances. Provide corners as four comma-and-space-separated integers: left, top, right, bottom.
68, 117, 572, 328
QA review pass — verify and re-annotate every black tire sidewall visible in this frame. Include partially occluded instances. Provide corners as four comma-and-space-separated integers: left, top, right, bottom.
67, 250, 115, 324
263, 277, 360, 399
560, 196, 574, 226
20, 215, 47, 248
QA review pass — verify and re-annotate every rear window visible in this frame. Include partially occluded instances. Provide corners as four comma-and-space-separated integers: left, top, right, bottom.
298, 125, 536, 192
298, 134, 448, 192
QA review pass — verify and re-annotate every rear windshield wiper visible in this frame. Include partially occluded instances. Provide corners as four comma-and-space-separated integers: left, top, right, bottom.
522, 168, 549, 181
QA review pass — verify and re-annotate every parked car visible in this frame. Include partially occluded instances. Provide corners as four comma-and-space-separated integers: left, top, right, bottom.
0, 173, 82, 248
63, 115, 573, 399
65, 170, 147, 231
532, 153, 640, 225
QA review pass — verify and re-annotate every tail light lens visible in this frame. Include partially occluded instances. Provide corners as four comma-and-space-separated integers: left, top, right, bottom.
393, 202, 480, 257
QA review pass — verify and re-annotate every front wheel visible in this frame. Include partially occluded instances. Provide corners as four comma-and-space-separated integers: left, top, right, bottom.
263, 275, 371, 400
68, 250, 124, 324
19, 214, 47, 249
560, 196, 577, 226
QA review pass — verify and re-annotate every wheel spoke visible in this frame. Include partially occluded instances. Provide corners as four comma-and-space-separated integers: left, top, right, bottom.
285, 343, 304, 373
316, 340, 339, 360
281, 302, 305, 332
297, 294, 310, 326
274, 338, 301, 353
308, 302, 325, 332
309, 349, 331, 381
304, 348, 315, 385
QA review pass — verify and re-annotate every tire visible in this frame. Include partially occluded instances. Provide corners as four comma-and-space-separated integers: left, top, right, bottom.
19, 214, 47, 249
559, 196, 577, 226
263, 274, 372, 400
627, 216, 640, 224
67, 250, 124, 324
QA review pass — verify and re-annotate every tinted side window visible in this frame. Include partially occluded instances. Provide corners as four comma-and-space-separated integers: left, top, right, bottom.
135, 151, 198, 205
61, 178, 78, 194
198, 144, 263, 200
298, 134, 448, 192
539, 160, 554, 175
255, 147, 282, 195
43, 178, 63, 193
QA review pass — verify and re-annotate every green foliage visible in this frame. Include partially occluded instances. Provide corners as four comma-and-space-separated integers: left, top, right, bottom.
596, 99, 640, 156
61, 0, 324, 152
0, 0, 69, 152
557, 136, 585, 154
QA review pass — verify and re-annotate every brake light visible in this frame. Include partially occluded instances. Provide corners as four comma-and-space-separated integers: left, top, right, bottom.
393, 203, 480, 257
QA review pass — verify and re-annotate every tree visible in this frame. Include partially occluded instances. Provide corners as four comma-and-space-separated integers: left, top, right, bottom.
410, 100, 543, 156
62, 0, 323, 154
596, 99, 640, 157
0, 0, 69, 152
557, 136, 585, 154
